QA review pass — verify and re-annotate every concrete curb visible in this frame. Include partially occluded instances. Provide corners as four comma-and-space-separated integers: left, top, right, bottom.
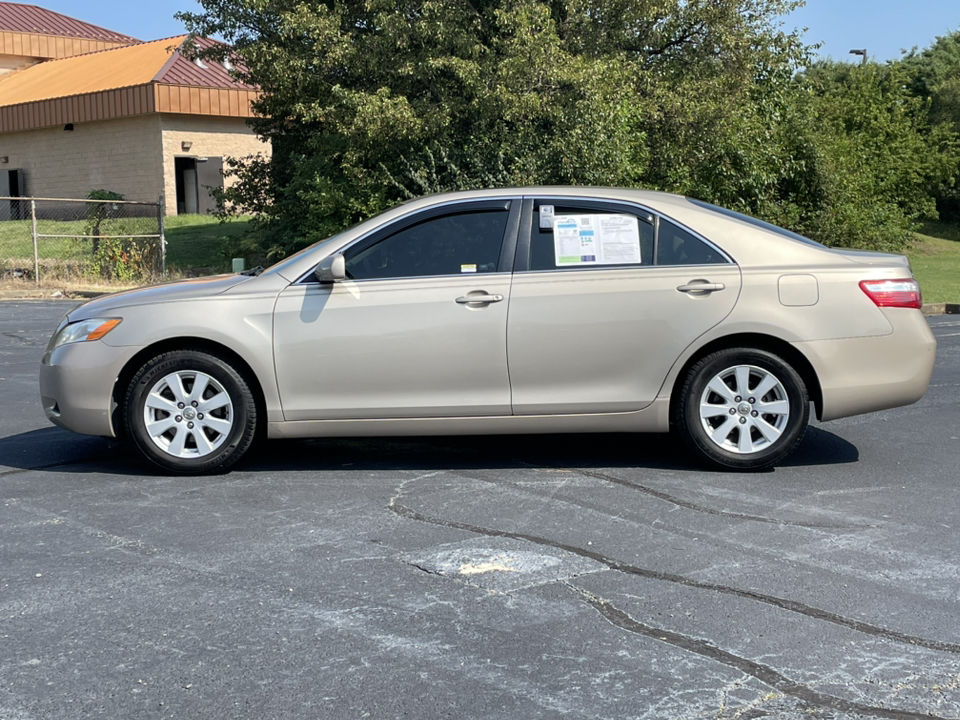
921, 303, 960, 316
0, 288, 127, 301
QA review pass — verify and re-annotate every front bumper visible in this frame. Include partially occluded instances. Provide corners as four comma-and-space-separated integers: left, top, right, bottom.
794, 308, 937, 422
39, 341, 140, 438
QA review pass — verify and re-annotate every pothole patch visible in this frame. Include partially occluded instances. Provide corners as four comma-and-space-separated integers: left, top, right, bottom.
402, 537, 604, 592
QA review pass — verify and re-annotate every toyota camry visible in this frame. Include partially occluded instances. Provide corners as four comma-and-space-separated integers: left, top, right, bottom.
40, 188, 936, 474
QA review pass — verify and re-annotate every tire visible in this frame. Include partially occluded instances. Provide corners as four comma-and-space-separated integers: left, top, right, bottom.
124, 349, 258, 474
675, 348, 809, 471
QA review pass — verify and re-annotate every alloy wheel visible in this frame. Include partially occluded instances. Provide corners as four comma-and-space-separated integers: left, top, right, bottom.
697, 364, 790, 455
142, 370, 234, 458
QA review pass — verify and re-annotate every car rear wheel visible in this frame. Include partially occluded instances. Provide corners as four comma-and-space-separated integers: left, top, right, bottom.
675, 348, 809, 471
124, 349, 257, 474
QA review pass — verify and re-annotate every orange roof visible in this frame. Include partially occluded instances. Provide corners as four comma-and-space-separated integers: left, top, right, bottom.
0, 35, 186, 106
0, 2, 138, 44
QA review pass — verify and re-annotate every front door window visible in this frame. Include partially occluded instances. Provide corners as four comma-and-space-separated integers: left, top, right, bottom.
345, 210, 509, 280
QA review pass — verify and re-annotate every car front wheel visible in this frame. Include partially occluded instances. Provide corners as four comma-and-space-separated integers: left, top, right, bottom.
675, 348, 809, 471
124, 349, 258, 474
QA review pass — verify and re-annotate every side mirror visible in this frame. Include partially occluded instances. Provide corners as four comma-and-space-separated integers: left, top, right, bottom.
315, 254, 346, 283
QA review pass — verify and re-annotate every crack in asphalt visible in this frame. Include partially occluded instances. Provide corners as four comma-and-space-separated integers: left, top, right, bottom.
387, 497, 960, 657
405, 561, 447, 578
564, 582, 948, 720
512, 462, 873, 530
388, 490, 956, 718
1, 332, 38, 346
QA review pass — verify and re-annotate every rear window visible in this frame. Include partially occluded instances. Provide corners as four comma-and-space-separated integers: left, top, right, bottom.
657, 219, 728, 266
686, 198, 824, 248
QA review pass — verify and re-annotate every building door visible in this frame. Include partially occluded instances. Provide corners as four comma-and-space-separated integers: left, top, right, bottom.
196, 157, 223, 215
0, 169, 26, 220
175, 156, 223, 215
174, 157, 197, 214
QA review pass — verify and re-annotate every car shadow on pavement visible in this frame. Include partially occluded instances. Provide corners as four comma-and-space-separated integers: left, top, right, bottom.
0, 425, 857, 477
239, 425, 859, 474
0, 427, 132, 475
781, 425, 860, 467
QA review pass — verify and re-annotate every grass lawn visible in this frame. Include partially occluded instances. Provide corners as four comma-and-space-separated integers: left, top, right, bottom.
0, 214, 253, 275
0, 217, 160, 261
908, 221, 960, 304
164, 215, 253, 273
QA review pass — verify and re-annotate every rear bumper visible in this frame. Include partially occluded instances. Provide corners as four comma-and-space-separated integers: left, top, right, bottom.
794, 308, 936, 422
39, 341, 140, 438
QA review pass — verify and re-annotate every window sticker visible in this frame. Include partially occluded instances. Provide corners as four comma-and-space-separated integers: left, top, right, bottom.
539, 204, 555, 230
554, 215, 597, 264
553, 214, 641, 266
461, 264, 477, 273
596, 214, 642, 264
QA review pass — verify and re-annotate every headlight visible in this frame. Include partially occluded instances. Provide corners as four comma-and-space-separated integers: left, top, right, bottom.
49, 318, 123, 351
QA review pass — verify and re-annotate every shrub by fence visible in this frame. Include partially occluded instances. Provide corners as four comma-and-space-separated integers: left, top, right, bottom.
0, 195, 165, 286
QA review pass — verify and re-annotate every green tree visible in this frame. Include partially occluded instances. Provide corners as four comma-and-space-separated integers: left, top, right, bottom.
785, 60, 958, 250
902, 31, 960, 219
179, 0, 955, 258
903, 31, 960, 130
85, 188, 125, 256
178, 0, 807, 259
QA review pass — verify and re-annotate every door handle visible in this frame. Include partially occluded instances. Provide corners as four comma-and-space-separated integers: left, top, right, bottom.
677, 282, 725, 294
456, 293, 504, 305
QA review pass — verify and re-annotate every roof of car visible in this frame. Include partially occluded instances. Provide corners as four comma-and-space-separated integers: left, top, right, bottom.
398, 186, 691, 208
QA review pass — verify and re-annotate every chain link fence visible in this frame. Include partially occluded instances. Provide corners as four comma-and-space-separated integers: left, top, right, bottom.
0, 196, 165, 286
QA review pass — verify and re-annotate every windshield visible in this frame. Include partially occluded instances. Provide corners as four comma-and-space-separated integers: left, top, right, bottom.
259, 211, 385, 278
259, 232, 345, 277
686, 198, 825, 248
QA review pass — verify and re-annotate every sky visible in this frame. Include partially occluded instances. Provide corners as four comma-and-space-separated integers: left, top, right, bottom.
31, 0, 960, 63
787, 0, 960, 62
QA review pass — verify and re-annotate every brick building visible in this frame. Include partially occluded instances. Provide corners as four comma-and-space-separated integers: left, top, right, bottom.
0, 3, 270, 216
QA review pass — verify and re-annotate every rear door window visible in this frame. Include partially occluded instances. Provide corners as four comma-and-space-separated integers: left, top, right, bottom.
529, 201, 654, 271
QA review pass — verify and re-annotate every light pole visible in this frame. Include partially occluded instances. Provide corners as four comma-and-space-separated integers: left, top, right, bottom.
849, 48, 867, 65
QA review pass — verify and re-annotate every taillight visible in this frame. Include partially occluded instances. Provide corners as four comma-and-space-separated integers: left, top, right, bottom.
859, 279, 923, 309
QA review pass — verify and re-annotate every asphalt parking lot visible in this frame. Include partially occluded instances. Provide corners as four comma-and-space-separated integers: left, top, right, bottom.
2, 300, 960, 720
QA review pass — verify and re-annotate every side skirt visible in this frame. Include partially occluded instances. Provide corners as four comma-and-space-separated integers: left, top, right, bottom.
267, 398, 671, 439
